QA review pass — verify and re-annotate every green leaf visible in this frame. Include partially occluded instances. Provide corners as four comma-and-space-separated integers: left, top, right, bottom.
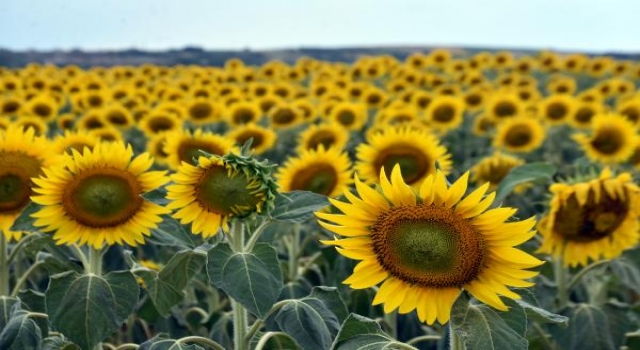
331, 314, 397, 350
609, 257, 640, 291
450, 293, 528, 350
41, 336, 81, 350
495, 162, 556, 202
143, 249, 208, 317
9, 202, 42, 233
207, 243, 283, 317
253, 332, 301, 350
0, 297, 21, 330
45, 271, 139, 350
0, 309, 42, 350
146, 215, 201, 249
139, 334, 204, 350
141, 187, 169, 206
266, 298, 340, 350
551, 303, 615, 350
513, 290, 568, 326
309, 286, 349, 323
271, 191, 329, 223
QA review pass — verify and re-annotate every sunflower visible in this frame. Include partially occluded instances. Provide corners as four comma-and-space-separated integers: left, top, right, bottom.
424, 96, 465, 132
163, 128, 237, 169
472, 113, 496, 137
14, 116, 48, 136
471, 152, 525, 191
82, 90, 110, 110
485, 92, 523, 121
31, 142, 169, 248
89, 126, 123, 143
328, 102, 367, 131
318, 166, 542, 324
276, 146, 351, 197
537, 168, 640, 267
186, 99, 223, 125
562, 54, 588, 73
570, 101, 605, 129
296, 123, 349, 153
411, 90, 434, 111
24, 95, 59, 122
51, 130, 101, 156
146, 132, 170, 166
0, 125, 53, 241
463, 88, 487, 112
617, 98, 640, 126
547, 76, 577, 95
227, 123, 276, 155
165, 152, 277, 237
493, 117, 545, 153
356, 127, 452, 188
225, 100, 262, 126
573, 113, 638, 164
1, 95, 22, 116
102, 104, 135, 129
291, 99, 316, 122
538, 94, 577, 126
139, 110, 183, 136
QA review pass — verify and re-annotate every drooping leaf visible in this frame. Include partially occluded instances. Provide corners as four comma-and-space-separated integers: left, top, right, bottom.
45, 271, 139, 350
551, 303, 615, 350
513, 289, 568, 326
0, 309, 42, 350
207, 243, 283, 317
495, 162, 556, 202
450, 293, 528, 350
309, 286, 349, 323
271, 191, 329, 223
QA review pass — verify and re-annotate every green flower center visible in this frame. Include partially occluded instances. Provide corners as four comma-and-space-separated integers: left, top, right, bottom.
371, 204, 486, 288
289, 163, 338, 196
196, 165, 264, 217
63, 169, 142, 228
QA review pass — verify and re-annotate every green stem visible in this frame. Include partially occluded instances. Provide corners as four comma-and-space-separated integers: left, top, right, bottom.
532, 322, 555, 350
406, 335, 442, 346
254, 332, 289, 350
87, 246, 104, 275
287, 223, 301, 281
567, 259, 610, 292
244, 220, 271, 252
229, 221, 248, 350
0, 233, 9, 296
245, 300, 290, 343
70, 244, 90, 272
384, 310, 397, 339
554, 257, 568, 309
449, 324, 464, 350
176, 336, 226, 350
11, 260, 44, 296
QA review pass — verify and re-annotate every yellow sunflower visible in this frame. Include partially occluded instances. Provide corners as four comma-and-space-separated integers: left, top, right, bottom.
472, 113, 496, 137
138, 110, 183, 136
538, 168, 640, 267
276, 146, 351, 197
24, 95, 59, 122
296, 123, 349, 153
356, 127, 452, 187
101, 103, 135, 129
617, 98, 640, 126
225, 100, 263, 126
573, 113, 638, 164
570, 101, 605, 129
424, 96, 465, 132
0, 125, 53, 241
471, 152, 525, 191
146, 132, 170, 166
318, 166, 542, 324
493, 117, 545, 153
51, 130, 101, 156
1, 95, 22, 116
227, 123, 277, 155
163, 128, 236, 169
538, 94, 577, 126
30, 142, 170, 248
268, 103, 303, 130
186, 99, 223, 125
14, 116, 48, 136
328, 102, 368, 131
485, 92, 524, 121
165, 153, 277, 237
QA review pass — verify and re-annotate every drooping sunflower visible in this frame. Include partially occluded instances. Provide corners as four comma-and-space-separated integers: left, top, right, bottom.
356, 127, 452, 188
424, 95, 465, 132
296, 123, 349, 153
276, 146, 351, 197
493, 116, 545, 153
537, 168, 640, 267
30, 141, 170, 248
318, 166, 542, 324
573, 113, 638, 164
471, 152, 525, 191
163, 128, 237, 169
165, 152, 278, 237
328, 102, 368, 131
227, 123, 277, 155
0, 125, 53, 241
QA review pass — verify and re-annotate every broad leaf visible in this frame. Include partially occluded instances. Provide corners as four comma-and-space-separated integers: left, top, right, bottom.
551, 303, 615, 350
309, 286, 349, 323
146, 215, 201, 249
9, 202, 42, 233
139, 334, 204, 350
331, 314, 397, 350
41, 336, 80, 350
495, 162, 556, 202
0, 309, 42, 350
271, 191, 329, 223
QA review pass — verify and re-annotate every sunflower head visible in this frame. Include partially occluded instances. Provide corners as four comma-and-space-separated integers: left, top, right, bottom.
572, 113, 638, 164
471, 152, 525, 191
317, 165, 542, 324
493, 117, 546, 153
166, 151, 278, 236
538, 168, 640, 267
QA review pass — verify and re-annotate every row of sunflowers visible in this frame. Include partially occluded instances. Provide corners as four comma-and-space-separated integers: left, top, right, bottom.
1, 49, 640, 350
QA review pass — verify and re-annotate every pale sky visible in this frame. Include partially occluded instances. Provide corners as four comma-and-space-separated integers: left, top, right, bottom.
1, 0, 639, 53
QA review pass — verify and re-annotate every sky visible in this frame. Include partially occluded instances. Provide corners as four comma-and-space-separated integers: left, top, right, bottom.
1, 0, 639, 53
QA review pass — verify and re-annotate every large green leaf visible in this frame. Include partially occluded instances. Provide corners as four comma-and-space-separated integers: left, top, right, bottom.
146, 215, 201, 249
551, 304, 616, 350
139, 334, 204, 350
450, 294, 528, 350
309, 286, 349, 323
0, 309, 42, 350
207, 243, 283, 317
41, 336, 80, 350
495, 162, 556, 202
0, 297, 21, 330
141, 248, 208, 316
514, 289, 568, 326
251, 332, 301, 350
45, 271, 139, 350
266, 297, 340, 350
331, 314, 398, 350
270, 191, 329, 223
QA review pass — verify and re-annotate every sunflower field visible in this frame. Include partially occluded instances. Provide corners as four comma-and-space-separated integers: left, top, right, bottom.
2, 49, 640, 350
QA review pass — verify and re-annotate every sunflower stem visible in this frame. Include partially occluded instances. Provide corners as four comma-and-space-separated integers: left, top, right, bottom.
11, 260, 44, 296
288, 223, 301, 281
229, 221, 249, 350
87, 246, 104, 275
554, 257, 568, 309
384, 310, 397, 340
0, 233, 9, 296
449, 324, 464, 350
